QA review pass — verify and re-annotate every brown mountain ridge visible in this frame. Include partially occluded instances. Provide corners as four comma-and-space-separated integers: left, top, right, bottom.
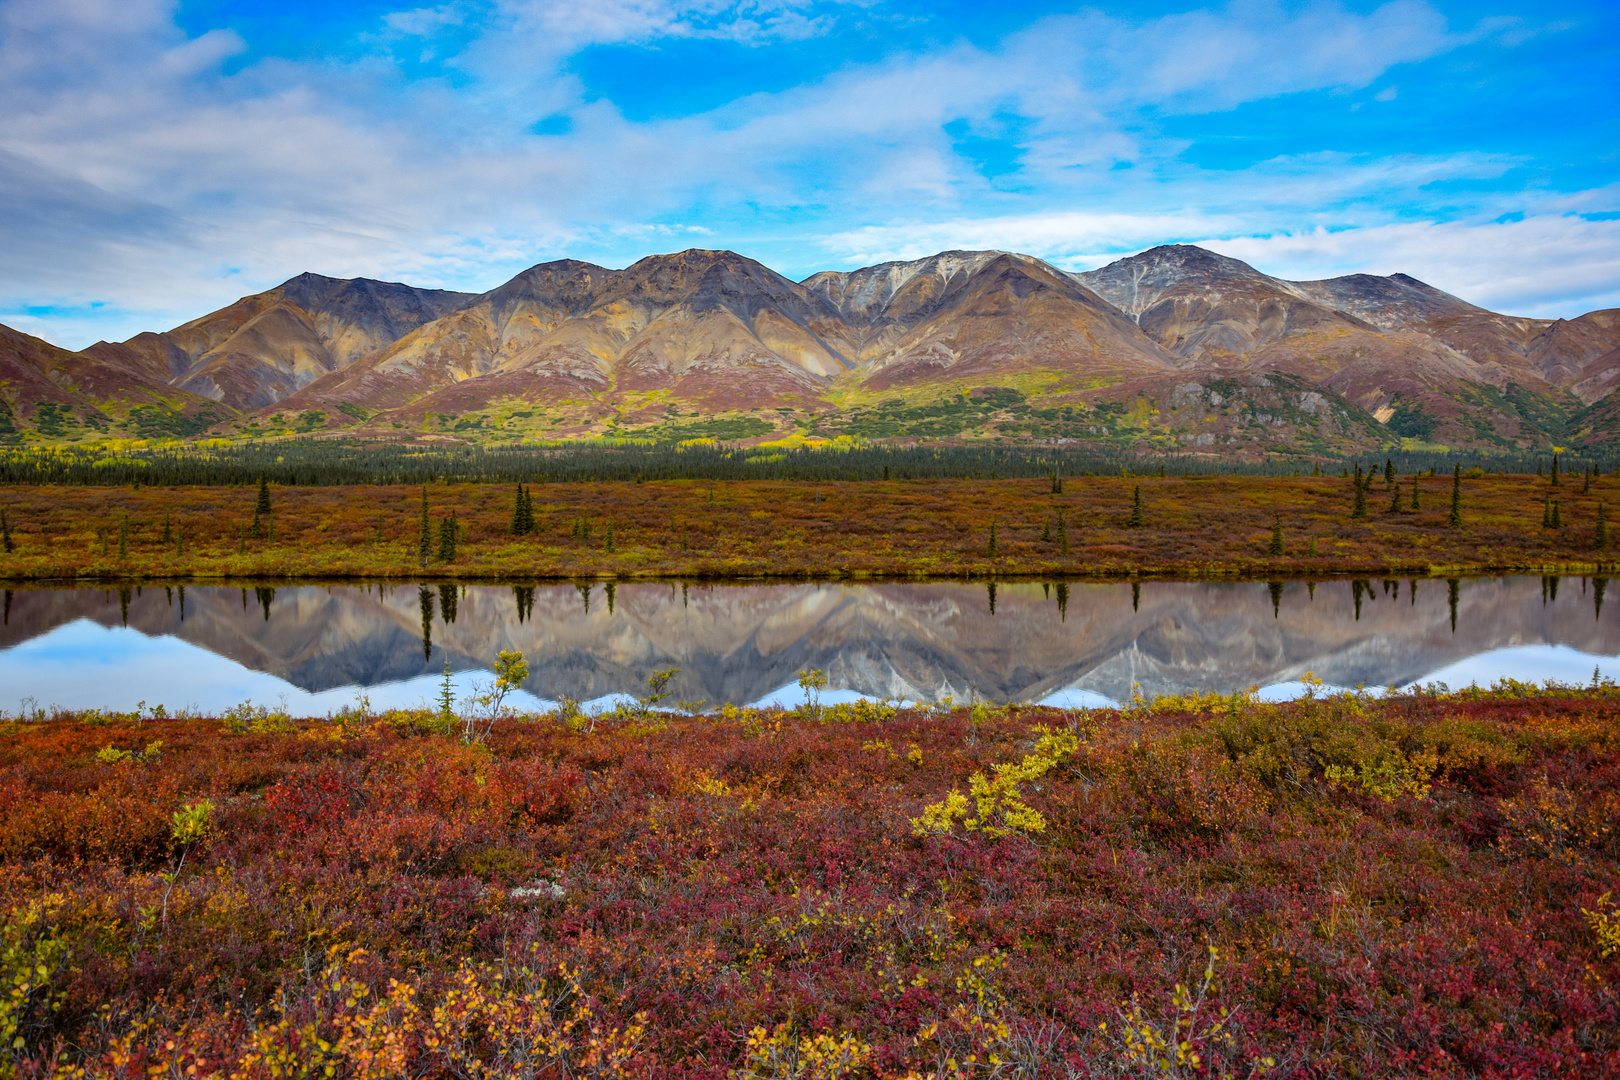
3, 245, 1617, 453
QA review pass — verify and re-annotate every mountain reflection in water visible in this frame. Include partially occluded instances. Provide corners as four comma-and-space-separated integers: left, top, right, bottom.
1, 576, 1617, 713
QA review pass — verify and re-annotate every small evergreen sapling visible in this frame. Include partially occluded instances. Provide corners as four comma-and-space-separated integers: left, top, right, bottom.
1267, 518, 1284, 556
1384, 458, 1395, 487
436, 658, 456, 732
255, 475, 272, 516
1127, 486, 1144, 528
986, 522, 998, 558
1351, 469, 1368, 520
1, 507, 11, 554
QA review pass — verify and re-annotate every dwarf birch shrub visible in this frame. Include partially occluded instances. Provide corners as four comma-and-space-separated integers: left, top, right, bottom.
1102, 945, 1276, 1080
736, 1022, 871, 1080
1585, 893, 1620, 959
0, 895, 70, 1079
221, 699, 296, 735
912, 729, 1078, 839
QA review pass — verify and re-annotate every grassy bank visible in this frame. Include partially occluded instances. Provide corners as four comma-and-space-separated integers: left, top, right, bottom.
2, 686, 1618, 1076
1, 472, 1618, 583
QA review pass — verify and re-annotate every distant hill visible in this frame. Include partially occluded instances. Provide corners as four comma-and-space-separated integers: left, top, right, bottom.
3, 246, 1617, 455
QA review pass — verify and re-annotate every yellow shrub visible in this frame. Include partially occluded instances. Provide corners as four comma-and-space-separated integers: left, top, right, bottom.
912, 730, 1078, 839
1584, 893, 1620, 958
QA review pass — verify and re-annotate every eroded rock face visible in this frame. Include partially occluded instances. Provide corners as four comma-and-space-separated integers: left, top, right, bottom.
3, 577, 1613, 705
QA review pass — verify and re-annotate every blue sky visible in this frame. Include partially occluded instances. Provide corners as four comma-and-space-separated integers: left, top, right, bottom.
1, 0, 1616, 348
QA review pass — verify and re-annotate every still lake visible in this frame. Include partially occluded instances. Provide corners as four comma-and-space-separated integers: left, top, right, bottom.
1, 576, 1617, 715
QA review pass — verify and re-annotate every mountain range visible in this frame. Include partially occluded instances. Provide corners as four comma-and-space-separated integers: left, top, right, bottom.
4, 245, 1618, 454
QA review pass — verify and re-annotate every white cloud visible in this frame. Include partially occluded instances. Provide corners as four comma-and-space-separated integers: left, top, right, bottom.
1, 0, 1602, 351
1203, 215, 1620, 317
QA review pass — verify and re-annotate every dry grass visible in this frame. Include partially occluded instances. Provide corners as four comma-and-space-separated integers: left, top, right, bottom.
0, 471, 1614, 581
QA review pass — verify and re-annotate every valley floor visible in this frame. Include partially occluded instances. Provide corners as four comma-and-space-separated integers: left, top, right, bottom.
0, 473, 1616, 582
2, 688, 1617, 1076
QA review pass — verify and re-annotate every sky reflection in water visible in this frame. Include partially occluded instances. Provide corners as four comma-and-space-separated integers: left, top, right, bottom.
0, 577, 1616, 715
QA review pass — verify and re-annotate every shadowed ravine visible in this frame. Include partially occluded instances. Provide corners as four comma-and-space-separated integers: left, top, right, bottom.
2, 576, 1617, 708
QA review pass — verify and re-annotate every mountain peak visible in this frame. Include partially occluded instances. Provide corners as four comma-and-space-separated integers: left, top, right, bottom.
1075, 244, 1289, 318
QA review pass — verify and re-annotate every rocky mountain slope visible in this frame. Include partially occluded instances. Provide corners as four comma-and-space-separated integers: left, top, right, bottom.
89, 274, 475, 410
3, 245, 1618, 453
0, 322, 223, 442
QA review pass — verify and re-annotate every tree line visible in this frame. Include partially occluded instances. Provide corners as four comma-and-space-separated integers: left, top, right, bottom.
0, 440, 1609, 487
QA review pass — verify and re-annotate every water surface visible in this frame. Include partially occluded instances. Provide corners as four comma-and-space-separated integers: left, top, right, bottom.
1, 577, 1616, 714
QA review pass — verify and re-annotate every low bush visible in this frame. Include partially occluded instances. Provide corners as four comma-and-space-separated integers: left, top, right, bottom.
1, 688, 1618, 1077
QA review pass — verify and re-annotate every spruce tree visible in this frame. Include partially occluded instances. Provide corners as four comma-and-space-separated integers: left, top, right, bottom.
1447, 463, 1463, 529
1127, 485, 1143, 528
1267, 518, 1284, 556
438, 513, 457, 562
1410, 474, 1420, 512
0, 508, 10, 554
1552, 454, 1561, 487
1596, 501, 1609, 551
161, 511, 171, 544
986, 522, 997, 558
255, 474, 272, 515
1058, 511, 1068, 556
1552, 500, 1562, 529
605, 521, 616, 553
1543, 496, 1553, 529
118, 514, 129, 560
1041, 520, 1051, 542
1388, 482, 1401, 513
1351, 477, 1368, 520
511, 485, 525, 535
417, 486, 431, 566
1384, 458, 1395, 487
